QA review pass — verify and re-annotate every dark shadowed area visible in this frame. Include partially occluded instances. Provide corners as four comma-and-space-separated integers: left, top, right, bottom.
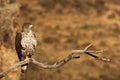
0, 0, 120, 80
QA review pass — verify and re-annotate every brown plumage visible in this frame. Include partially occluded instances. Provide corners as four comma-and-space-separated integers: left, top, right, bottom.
15, 23, 37, 73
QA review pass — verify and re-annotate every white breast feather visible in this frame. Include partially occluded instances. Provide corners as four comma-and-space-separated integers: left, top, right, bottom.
21, 30, 37, 51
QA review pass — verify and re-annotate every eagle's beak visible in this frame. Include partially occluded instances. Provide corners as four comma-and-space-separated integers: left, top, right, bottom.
29, 25, 33, 29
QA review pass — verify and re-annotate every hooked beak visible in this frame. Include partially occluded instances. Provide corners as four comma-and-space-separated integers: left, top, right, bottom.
29, 24, 33, 29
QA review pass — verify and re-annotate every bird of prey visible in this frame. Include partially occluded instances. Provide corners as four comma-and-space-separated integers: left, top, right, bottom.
15, 22, 37, 73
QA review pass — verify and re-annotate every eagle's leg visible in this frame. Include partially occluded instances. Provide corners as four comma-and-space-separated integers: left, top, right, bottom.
26, 50, 34, 58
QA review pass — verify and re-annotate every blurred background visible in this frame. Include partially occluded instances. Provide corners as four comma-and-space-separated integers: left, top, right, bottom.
0, 0, 120, 80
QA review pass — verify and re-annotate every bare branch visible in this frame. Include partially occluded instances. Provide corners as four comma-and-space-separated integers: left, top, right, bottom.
0, 44, 112, 79
84, 43, 93, 50
0, 59, 30, 78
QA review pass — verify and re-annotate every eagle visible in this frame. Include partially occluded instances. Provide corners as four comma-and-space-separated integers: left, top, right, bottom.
15, 22, 37, 73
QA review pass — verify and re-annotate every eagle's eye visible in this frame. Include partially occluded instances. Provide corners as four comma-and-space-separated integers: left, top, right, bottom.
22, 22, 32, 29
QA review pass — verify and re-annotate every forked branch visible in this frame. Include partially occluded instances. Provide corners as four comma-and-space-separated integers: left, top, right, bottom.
0, 44, 111, 79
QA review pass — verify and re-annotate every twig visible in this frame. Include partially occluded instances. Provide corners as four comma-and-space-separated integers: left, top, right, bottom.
0, 44, 111, 79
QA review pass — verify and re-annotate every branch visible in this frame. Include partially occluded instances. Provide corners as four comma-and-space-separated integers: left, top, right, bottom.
0, 59, 30, 78
0, 44, 112, 78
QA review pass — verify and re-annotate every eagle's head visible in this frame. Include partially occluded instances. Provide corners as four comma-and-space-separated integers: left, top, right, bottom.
22, 22, 33, 32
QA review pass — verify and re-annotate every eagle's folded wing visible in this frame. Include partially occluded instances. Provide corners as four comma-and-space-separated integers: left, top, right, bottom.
15, 32, 22, 61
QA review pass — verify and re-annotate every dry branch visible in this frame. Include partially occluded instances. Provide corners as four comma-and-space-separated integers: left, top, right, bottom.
0, 44, 111, 79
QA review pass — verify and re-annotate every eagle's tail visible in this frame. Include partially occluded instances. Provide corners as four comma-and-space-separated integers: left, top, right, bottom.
21, 64, 28, 73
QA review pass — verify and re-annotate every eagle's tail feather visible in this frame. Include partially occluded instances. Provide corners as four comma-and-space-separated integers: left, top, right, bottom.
21, 64, 28, 73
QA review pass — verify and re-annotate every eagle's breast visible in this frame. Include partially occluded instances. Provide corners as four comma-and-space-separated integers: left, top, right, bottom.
21, 30, 37, 52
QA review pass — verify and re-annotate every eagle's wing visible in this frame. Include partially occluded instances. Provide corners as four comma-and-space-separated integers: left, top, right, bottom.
33, 33, 37, 49
15, 32, 22, 61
